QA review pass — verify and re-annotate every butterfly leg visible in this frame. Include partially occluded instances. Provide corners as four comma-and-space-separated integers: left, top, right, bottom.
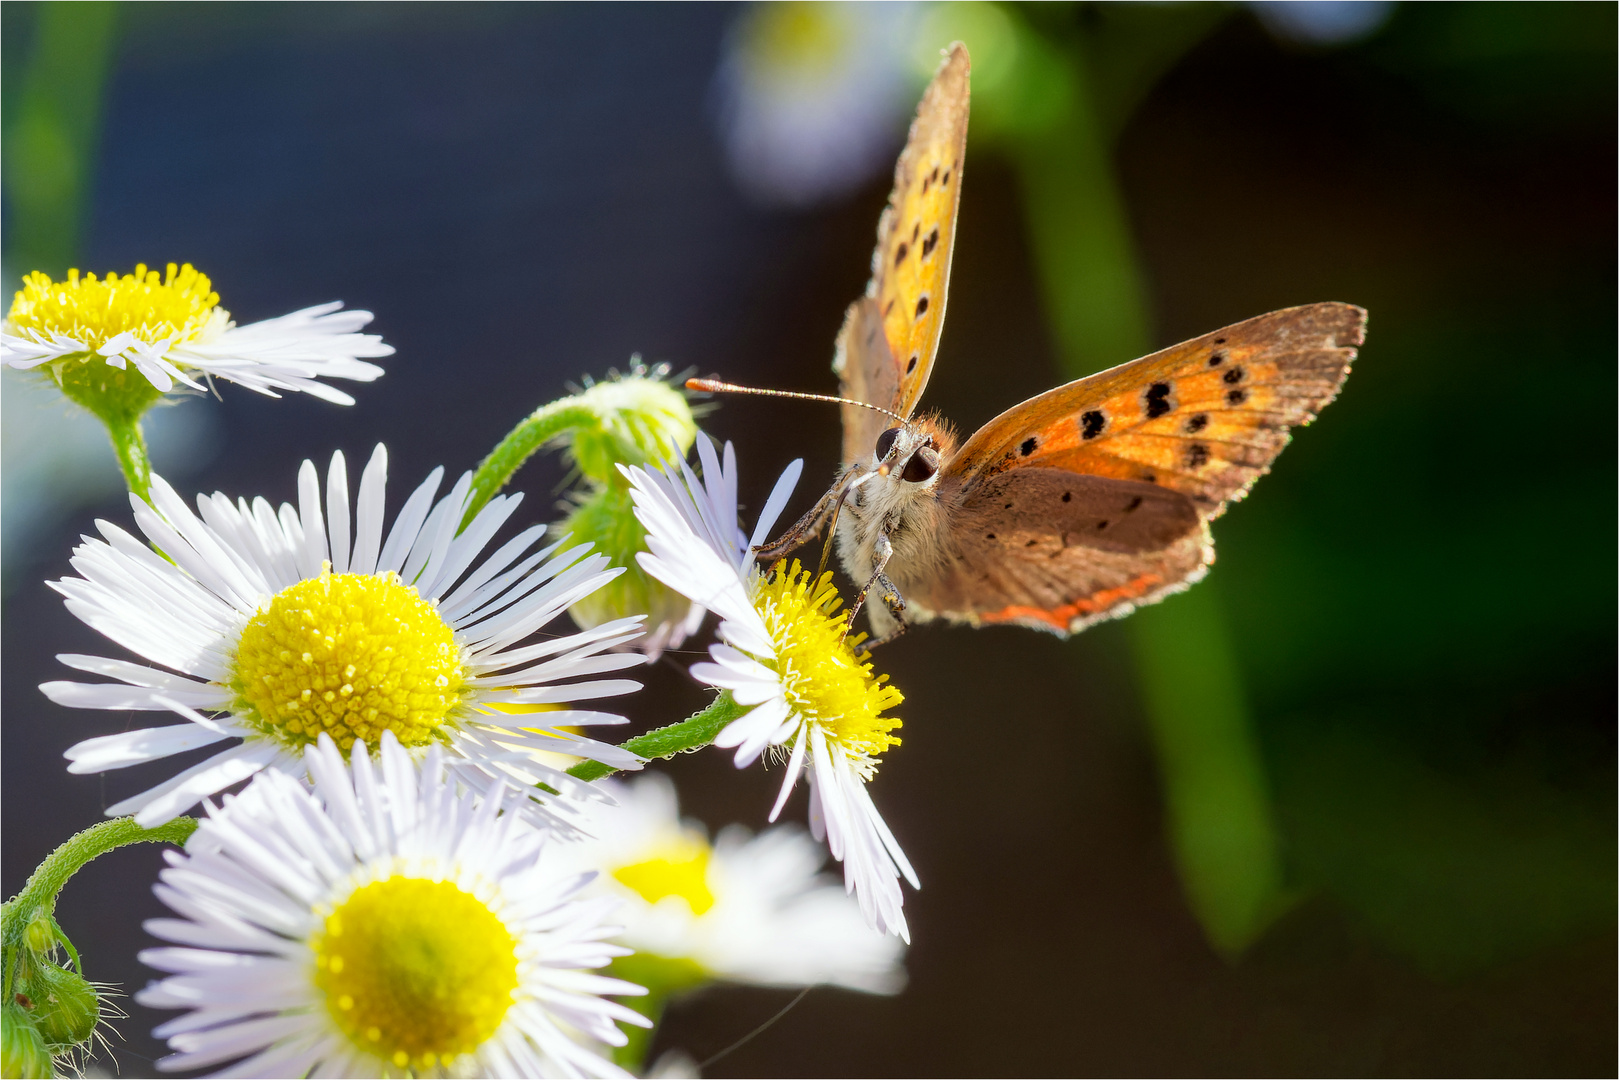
755, 474, 853, 564
843, 531, 906, 642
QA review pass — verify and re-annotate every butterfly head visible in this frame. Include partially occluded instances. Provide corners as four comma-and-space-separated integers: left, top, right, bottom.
872, 415, 957, 488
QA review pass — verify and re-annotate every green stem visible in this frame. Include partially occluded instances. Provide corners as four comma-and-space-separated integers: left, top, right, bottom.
567, 692, 746, 783
2, 817, 196, 999
463, 399, 597, 528
102, 411, 152, 501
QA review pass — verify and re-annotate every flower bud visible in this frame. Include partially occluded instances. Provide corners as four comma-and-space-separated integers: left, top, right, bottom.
21, 913, 55, 958
565, 365, 697, 484
2, 1002, 54, 1079
27, 964, 99, 1049
558, 483, 703, 659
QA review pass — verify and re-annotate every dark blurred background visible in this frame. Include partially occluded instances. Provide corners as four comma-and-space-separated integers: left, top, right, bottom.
3, 3, 1614, 1076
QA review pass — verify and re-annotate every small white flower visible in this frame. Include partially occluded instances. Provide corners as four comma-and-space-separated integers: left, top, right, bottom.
138, 732, 650, 1078
2, 264, 390, 404
45, 444, 647, 829
554, 772, 907, 993
624, 438, 918, 941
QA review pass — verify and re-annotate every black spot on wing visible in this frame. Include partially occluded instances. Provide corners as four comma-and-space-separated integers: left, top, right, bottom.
911, 222, 919, 243
1145, 382, 1173, 419
1061, 491, 1071, 503
1226, 388, 1248, 406
1080, 410, 1105, 439
906, 355, 918, 374
1209, 351, 1226, 367
1019, 437, 1037, 456
922, 227, 940, 258
1125, 496, 1143, 511
1223, 365, 1245, 385
1185, 443, 1210, 468
942, 168, 951, 186
915, 295, 929, 318
1185, 413, 1208, 434
894, 242, 908, 267
1213, 336, 1227, 344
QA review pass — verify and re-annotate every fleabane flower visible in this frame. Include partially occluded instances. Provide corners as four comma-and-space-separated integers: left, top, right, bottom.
552, 773, 906, 993
138, 732, 649, 1078
45, 444, 647, 829
624, 439, 918, 940
2, 264, 391, 406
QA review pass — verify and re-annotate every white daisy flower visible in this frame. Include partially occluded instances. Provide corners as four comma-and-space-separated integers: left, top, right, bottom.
623, 438, 918, 941
553, 772, 906, 993
45, 444, 647, 829
138, 731, 650, 1078
2, 264, 391, 404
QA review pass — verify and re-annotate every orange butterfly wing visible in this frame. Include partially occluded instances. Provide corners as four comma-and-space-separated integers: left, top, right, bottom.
833, 42, 970, 466
946, 303, 1365, 517
909, 303, 1365, 633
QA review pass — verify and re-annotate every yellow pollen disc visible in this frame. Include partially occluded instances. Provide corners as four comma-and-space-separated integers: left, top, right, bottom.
313, 877, 518, 1068
233, 569, 464, 751
612, 837, 716, 915
753, 561, 902, 762
7, 263, 221, 351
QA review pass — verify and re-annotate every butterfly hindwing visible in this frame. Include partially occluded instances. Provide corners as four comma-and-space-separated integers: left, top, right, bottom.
900, 468, 1210, 633
945, 303, 1365, 517
832, 298, 900, 467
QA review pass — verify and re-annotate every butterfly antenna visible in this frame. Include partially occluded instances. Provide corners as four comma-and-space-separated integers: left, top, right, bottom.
686, 378, 906, 425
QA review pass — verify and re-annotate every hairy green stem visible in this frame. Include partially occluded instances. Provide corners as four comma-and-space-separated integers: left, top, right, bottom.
463, 399, 597, 528
568, 692, 746, 783
2, 817, 196, 999
102, 411, 152, 501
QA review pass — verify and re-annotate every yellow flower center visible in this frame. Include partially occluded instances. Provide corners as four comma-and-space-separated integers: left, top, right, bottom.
612, 838, 716, 915
7, 264, 221, 352
753, 561, 902, 763
313, 876, 518, 1071
232, 569, 464, 751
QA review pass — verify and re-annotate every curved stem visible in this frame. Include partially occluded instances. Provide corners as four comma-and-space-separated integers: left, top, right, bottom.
567, 692, 745, 783
102, 410, 152, 501
463, 399, 597, 528
2, 817, 196, 999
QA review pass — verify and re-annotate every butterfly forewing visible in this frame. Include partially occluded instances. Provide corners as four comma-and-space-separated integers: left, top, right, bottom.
944, 303, 1366, 517
846, 43, 970, 430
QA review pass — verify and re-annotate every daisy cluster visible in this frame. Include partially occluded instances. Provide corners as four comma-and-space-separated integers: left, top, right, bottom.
10, 264, 916, 1078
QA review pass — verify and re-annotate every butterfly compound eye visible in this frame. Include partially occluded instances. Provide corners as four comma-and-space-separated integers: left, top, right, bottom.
874, 427, 901, 460
901, 445, 939, 483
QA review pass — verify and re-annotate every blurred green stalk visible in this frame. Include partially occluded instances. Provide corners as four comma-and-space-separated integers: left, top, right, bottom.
3, 1, 121, 278
990, 9, 1286, 955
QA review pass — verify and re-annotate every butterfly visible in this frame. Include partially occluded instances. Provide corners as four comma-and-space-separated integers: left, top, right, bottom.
700, 42, 1365, 645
